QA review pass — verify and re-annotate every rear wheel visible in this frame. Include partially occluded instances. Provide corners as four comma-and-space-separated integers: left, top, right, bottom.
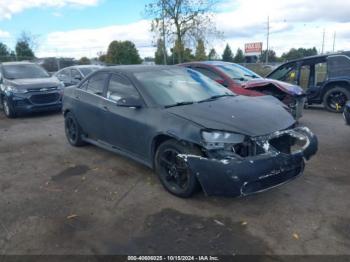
2, 97, 16, 118
323, 87, 350, 113
64, 112, 86, 146
155, 140, 202, 198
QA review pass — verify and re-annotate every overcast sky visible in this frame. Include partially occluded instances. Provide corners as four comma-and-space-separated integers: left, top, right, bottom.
0, 0, 349, 59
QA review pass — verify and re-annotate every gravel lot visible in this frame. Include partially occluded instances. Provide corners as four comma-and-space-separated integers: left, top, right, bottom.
0, 108, 350, 255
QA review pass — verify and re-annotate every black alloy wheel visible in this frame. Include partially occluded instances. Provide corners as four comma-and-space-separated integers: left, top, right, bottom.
324, 87, 350, 113
2, 97, 16, 118
64, 112, 86, 146
155, 140, 201, 198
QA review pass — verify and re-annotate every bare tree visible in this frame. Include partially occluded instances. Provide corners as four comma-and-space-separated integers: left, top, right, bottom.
146, 0, 220, 63
18, 31, 39, 52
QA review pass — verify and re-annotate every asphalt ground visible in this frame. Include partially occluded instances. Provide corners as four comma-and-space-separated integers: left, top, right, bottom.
0, 107, 349, 255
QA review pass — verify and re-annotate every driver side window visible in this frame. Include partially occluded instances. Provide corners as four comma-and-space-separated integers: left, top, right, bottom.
84, 72, 108, 96
107, 74, 140, 102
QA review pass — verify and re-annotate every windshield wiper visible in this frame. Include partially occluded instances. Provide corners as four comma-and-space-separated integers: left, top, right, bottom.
232, 77, 246, 81
244, 74, 259, 78
164, 101, 194, 108
198, 94, 234, 103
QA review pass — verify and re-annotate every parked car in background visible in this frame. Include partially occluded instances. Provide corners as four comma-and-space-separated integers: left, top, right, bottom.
267, 52, 350, 113
180, 61, 306, 120
0, 62, 64, 118
343, 101, 350, 125
63, 65, 318, 198
55, 65, 103, 87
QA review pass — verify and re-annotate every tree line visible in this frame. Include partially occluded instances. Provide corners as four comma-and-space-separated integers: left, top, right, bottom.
0, 0, 319, 67
0, 32, 36, 62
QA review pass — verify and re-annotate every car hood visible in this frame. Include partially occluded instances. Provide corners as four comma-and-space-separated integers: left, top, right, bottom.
242, 78, 305, 96
5, 77, 61, 89
166, 95, 295, 137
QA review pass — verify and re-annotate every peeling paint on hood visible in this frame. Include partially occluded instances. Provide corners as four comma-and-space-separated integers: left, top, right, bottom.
166, 95, 295, 137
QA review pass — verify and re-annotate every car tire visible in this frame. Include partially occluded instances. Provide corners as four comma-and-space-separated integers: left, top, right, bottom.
155, 139, 202, 198
323, 87, 350, 113
64, 112, 86, 146
2, 96, 16, 118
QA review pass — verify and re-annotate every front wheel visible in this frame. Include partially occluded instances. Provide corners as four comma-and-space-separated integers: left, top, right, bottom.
155, 140, 202, 198
323, 87, 350, 113
2, 97, 16, 118
64, 112, 86, 146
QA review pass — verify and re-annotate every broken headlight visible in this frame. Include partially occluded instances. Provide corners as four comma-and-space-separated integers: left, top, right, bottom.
201, 130, 245, 150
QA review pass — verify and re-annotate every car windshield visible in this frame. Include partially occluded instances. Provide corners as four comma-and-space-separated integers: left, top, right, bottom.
216, 63, 261, 82
134, 68, 234, 107
2, 64, 50, 79
80, 67, 100, 76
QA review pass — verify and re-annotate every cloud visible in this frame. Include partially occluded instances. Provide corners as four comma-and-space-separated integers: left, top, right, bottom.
35, 0, 350, 58
0, 29, 10, 38
0, 0, 100, 19
52, 12, 63, 17
219, 0, 350, 23
212, 0, 350, 55
37, 20, 154, 58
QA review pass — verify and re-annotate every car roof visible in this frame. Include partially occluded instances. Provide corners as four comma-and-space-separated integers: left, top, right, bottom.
103, 65, 181, 73
1, 61, 35, 66
181, 61, 237, 67
59, 65, 103, 70
281, 51, 350, 64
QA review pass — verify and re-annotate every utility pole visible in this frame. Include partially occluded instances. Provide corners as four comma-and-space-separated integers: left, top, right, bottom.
55, 48, 60, 71
321, 29, 325, 54
266, 16, 270, 64
161, 0, 167, 65
332, 31, 336, 53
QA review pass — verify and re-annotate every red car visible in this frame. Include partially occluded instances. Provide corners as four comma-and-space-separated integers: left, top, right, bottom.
180, 61, 306, 119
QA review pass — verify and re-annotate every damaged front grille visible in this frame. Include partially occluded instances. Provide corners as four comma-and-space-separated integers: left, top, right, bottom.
241, 162, 304, 195
207, 127, 311, 160
253, 127, 311, 155
208, 140, 265, 159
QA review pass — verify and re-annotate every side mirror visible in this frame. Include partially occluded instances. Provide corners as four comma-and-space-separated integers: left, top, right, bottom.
116, 97, 143, 108
74, 75, 82, 80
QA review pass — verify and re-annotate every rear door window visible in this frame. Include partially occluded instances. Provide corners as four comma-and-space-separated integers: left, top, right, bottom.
57, 69, 71, 80
299, 65, 311, 90
71, 69, 82, 80
315, 62, 327, 86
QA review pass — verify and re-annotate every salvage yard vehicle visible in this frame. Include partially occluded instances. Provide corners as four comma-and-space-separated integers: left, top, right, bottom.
180, 61, 305, 120
267, 52, 350, 112
55, 65, 103, 87
63, 65, 318, 198
0, 61, 64, 118
343, 101, 350, 125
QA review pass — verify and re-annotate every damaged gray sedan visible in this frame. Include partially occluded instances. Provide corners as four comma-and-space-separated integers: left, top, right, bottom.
63, 65, 318, 198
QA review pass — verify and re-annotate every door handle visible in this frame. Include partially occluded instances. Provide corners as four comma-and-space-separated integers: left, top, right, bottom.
102, 105, 109, 111
75, 95, 80, 100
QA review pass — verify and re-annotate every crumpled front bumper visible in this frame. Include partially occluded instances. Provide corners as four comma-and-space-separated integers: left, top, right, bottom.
181, 127, 318, 197
287, 95, 306, 120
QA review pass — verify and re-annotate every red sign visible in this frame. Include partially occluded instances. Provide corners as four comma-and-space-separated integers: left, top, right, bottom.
245, 42, 263, 53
